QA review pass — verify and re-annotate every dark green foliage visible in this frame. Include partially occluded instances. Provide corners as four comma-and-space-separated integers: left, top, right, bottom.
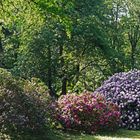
1, 0, 140, 96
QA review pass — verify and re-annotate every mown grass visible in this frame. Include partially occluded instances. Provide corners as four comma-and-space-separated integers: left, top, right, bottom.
61, 129, 140, 140
25, 129, 140, 140
54, 129, 140, 140
2, 129, 140, 140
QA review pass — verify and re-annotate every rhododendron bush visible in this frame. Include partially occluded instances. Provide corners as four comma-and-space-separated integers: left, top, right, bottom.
54, 93, 120, 133
95, 70, 140, 130
0, 68, 49, 136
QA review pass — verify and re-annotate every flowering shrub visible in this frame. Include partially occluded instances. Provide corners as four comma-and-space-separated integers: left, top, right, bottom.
0, 68, 49, 136
95, 70, 140, 130
54, 92, 120, 133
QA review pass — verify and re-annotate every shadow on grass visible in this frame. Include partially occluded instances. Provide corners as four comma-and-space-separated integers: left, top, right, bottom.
56, 130, 100, 140
54, 129, 140, 140
98, 129, 140, 139
2, 129, 140, 140
1, 129, 64, 140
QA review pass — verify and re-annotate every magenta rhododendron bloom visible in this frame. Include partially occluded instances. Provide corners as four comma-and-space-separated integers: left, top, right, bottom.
53, 92, 120, 133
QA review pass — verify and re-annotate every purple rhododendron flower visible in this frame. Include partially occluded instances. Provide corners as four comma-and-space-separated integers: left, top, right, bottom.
94, 70, 140, 130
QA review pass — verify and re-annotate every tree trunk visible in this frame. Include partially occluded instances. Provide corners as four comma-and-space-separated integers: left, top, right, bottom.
0, 37, 3, 53
47, 46, 58, 98
59, 43, 67, 95
128, 25, 140, 70
62, 76, 67, 95
76, 63, 80, 82
0, 37, 4, 68
131, 45, 135, 70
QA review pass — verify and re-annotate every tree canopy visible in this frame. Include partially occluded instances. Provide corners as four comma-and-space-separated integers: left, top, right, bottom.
0, 0, 140, 97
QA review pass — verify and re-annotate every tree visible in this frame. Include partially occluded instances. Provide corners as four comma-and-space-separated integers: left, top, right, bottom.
1, 0, 140, 96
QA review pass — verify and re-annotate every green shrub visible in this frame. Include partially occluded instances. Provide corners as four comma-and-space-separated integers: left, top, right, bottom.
0, 68, 49, 137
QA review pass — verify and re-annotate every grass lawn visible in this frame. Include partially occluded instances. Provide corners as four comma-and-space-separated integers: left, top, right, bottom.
3, 129, 140, 140
46, 129, 140, 140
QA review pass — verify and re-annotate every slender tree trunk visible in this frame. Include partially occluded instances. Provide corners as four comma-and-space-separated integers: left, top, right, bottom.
62, 76, 67, 95
0, 37, 3, 53
47, 46, 58, 98
75, 63, 80, 82
0, 37, 4, 68
131, 45, 135, 70
59, 44, 67, 95
128, 25, 140, 70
